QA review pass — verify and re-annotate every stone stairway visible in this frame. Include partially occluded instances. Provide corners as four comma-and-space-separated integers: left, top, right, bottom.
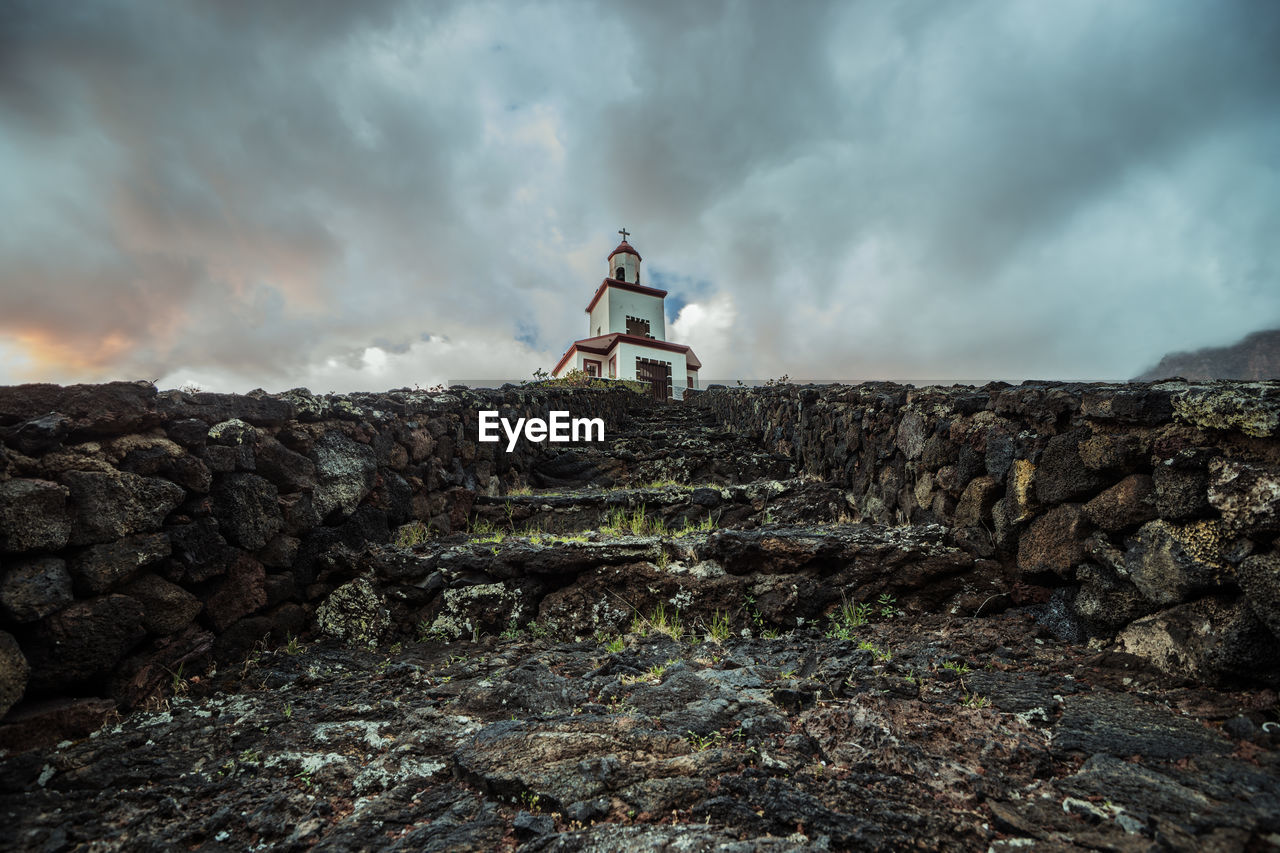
363, 395, 1004, 647
528, 401, 795, 489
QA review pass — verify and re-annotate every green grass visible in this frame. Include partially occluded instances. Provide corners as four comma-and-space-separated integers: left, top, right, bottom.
630, 601, 684, 641
394, 520, 433, 548
672, 514, 719, 537
601, 505, 665, 536
596, 506, 719, 539
686, 730, 725, 751
637, 478, 686, 490
465, 517, 593, 547
622, 658, 678, 686
417, 619, 452, 644
825, 595, 874, 640
857, 639, 892, 662
467, 518, 507, 543
705, 609, 731, 643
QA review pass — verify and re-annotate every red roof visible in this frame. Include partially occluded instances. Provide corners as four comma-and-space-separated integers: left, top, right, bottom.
608, 241, 642, 262
584, 278, 668, 314
553, 333, 702, 375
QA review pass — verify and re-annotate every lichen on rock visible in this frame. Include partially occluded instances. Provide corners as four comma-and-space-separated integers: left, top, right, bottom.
1172, 383, 1280, 437
315, 577, 390, 649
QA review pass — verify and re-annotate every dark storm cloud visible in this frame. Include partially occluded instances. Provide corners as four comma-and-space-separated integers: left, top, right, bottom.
1, 0, 1277, 388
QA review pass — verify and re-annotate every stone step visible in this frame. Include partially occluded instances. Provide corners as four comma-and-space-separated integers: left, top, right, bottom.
362, 520, 1002, 643
528, 425, 795, 488
470, 477, 851, 536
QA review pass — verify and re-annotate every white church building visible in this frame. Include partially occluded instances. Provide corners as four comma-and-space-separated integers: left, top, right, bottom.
552, 231, 701, 399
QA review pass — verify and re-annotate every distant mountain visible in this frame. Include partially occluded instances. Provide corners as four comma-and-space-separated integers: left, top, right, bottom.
1136, 329, 1280, 381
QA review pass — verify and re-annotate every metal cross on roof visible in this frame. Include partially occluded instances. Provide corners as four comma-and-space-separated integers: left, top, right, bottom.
618, 227, 630, 242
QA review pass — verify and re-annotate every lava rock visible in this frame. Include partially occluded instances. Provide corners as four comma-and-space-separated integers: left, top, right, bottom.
0, 557, 73, 623
1116, 595, 1280, 685
953, 476, 999, 528
311, 431, 378, 521
0, 381, 157, 436
1152, 450, 1212, 520
108, 623, 214, 708
1208, 457, 1280, 537
161, 391, 294, 428
1236, 553, 1280, 640
203, 555, 267, 632
1172, 383, 1280, 438
121, 574, 202, 635
165, 418, 209, 448
512, 810, 555, 839
255, 436, 317, 493
0, 630, 29, 718
60, 470, 185, 546
1081, 386, 1175, 424
211, 473, 283, 551
207, 418, 258, 447
1125, 520, 1225, 606
1070, 561, 1153, 631
3, 413, 71, 454
168, 518, 239, 583
0, 478, 72, 553
315, 577, 389, 648
1083, 474, 1158, 532
24, 594, 147, 693
201, 443, 249, 473
1077, 432, 1148, 473
1053, 692, 1232, 760
1017, 504, 1088, 578
1035, 430, 1108, 504
259, 534, 301, 570
69, 532, 171, 595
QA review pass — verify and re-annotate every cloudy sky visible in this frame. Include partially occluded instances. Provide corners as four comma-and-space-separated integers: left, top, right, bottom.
2, 0, 1278, 391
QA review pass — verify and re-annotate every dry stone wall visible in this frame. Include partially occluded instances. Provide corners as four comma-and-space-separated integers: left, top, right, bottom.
690, 381, 1280, 685
4, 377, 1280, 732
0, 382, 642, 721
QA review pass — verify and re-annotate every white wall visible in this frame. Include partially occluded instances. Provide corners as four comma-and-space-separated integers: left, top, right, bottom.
607, 289, 666, 340
587, 297, 608, 338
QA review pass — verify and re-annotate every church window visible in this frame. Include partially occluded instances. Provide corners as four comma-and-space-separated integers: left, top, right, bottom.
616, 266, 626, 281
626, 315, 651, 337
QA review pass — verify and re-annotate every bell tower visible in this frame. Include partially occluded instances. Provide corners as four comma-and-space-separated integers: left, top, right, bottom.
608, 227, 642, 283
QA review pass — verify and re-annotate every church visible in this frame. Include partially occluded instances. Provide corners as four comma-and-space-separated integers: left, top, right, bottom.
551, 230, 701, 400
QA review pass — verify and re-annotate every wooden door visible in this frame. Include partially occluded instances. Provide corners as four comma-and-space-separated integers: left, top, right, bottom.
636, 358, 672, 400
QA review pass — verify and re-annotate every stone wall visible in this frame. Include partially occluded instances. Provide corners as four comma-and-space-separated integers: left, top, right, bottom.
0, 382, 644, 720
4, 377, 1280, 731
690, 381, 1280, 685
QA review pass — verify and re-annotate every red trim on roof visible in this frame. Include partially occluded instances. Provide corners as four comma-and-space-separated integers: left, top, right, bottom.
608, 241, 642, 262
584, 279, 669, 314
552, 333, 702, 375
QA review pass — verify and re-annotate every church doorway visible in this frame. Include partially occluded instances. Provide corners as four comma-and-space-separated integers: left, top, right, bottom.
636, 357, 672, 401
